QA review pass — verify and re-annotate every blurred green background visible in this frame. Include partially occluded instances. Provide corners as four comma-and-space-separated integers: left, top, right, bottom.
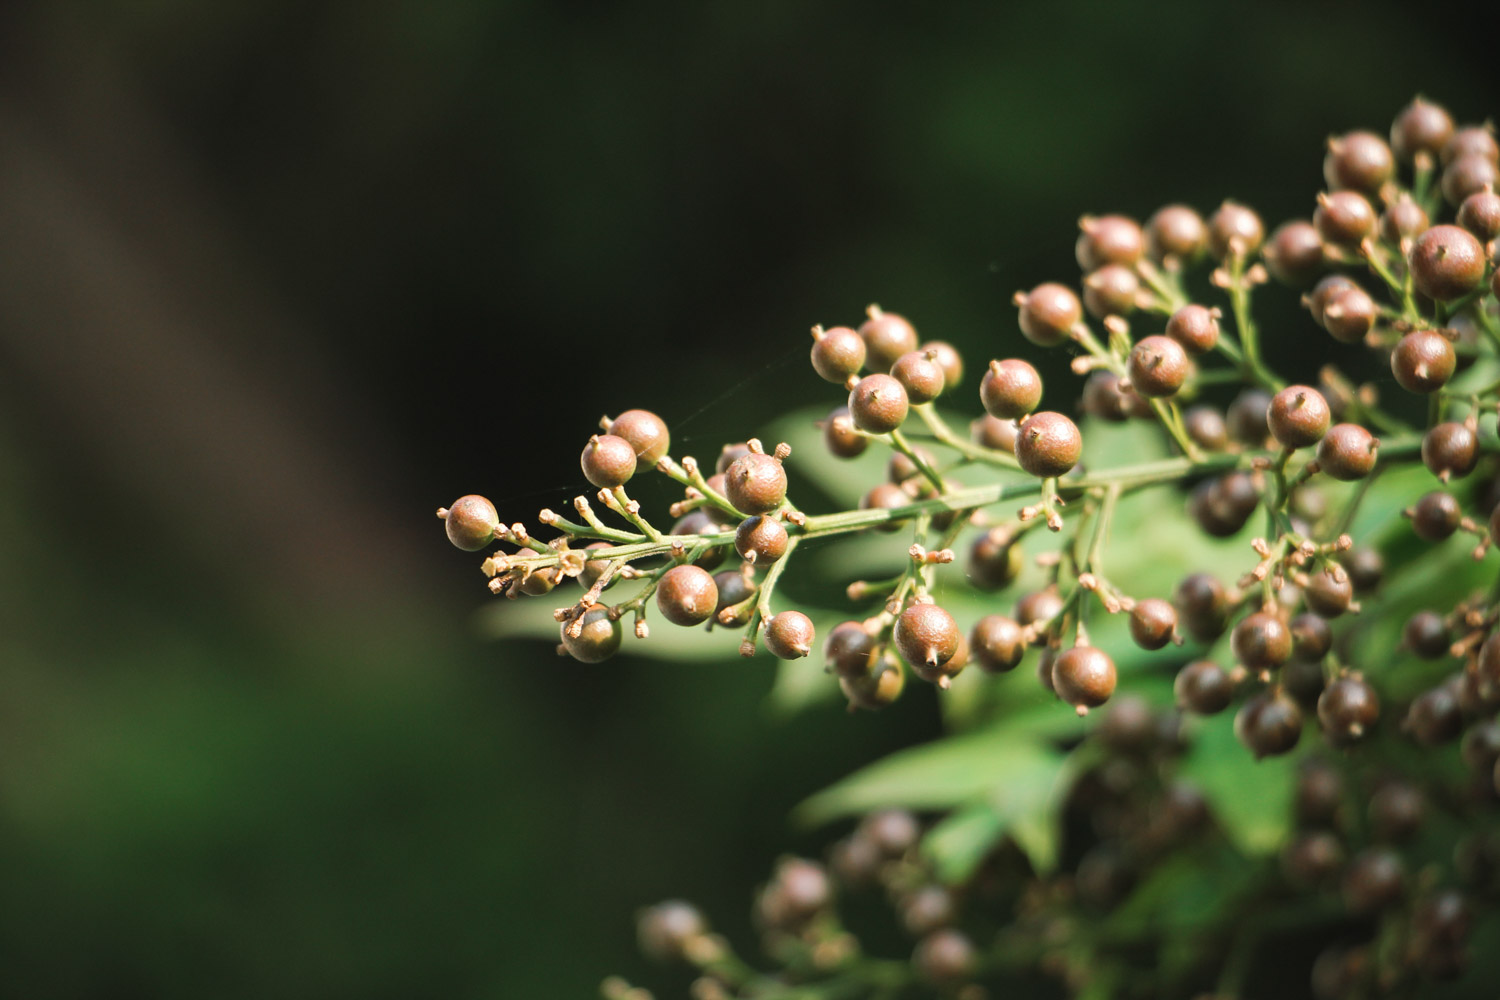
0, 1, 1493, 996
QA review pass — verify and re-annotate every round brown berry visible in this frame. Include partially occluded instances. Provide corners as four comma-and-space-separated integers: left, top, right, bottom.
670, 510, 729, 569
1409, 490, 1461, 540
716, 443, 751, 475
442, 494, 498, 551
608, 409, 671, 466
1296, 759, 1344, 825
1462, 721, 1500, 775
1291, 612, 1333, 660
581, 433, 638, 488
894, 602, 962, 678
1282, 830, 1345, 888
840, 659, 905, 710
967, 529, 1023, 590
1369, 781, 1424, 842
1015, 411, 1082, 478
1306, 567, 1354, 618
1317, 423, 1379, 480
920, 341, 964, 388
561, 603, 623, 663
656, 565, 719, 627
1324, 131, 1394, 193
890, 349, 946, 403
1129, 598, 1177, 650
757, 857, 831, 928
1444, 125, 1500, 165
1304, 274, 1359, 328
1207, 200, 1264, 260
764, 611, 815, 660
1442, 153, 1499, 206
901, 885, 956, 936
1404, 610, 1450, 658
1145, 204, 1207, 261
1263, 220, 1326, 286
1052, 645, 1117, 711
1015, 282, 1082, 347
1226, 388, 1272, 446
1236, 689, 1304, 758
821, 405, 868, 459
1126, 335, 1190, 397
1075, 214, 1144, 270
1267, 385, 1331, 449
825, 621, 878, 678
1175, 660, 1233, 714
1392, 97, 1454, 162
970, 615, 1025, 673
1318, 674, 1379, 744
1082, 264, 1139, 318
1321, 286, 1377, 344
1232, 611, 1292, 670
1407, 684, 1463, 745
1016, 586, 1065, 641
1458, 189, 1500, 241
980, 358, 1042, 419
713, 570, 756, 626
1164, 304, 1220, 355
734, 515, 788, 564
1391, 329, 1456, 393
724, 452, 787, 515
810, 325, 867, 383
1081, 372, 1138, 422
1380, 194, 1430, 244
1422, 421, 1479, 481
860, 482, 911, 532
859, 307, 918, 371
1342, 847, 1406, 914
848, 373, 910, 434
1314, 190, 1376, 246
636, 900, 706, 962
1175, 573, 1228, 641
1409, 224, 1486, 300
1283, 658, 1326, 708
1184, 405, 1229, 451
972, 414, 1018, 451
913, 928, 975, 985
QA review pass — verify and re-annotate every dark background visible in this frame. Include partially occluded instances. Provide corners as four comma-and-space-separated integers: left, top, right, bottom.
0, 2, 1492, 996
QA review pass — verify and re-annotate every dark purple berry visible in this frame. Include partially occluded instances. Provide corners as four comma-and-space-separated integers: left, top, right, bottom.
1232, 611, 1293, 670
1404, 610, 1450, 658
1318, 674, 1380, 744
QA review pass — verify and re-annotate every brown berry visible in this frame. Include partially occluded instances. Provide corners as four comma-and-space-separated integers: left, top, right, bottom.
1076, 214, 1144, 270
1342, 847, 1406, 914
825, 621, 878, 678
1291, 612, 1333, 660
1321, 286, 1377, 344
1380, 194, 1430, 244
1324, 131, 1394, 193
1232, 611, 1292, 669
967, 529, 1023, 590
1016, 282, 1082, 347
713, 570, 756, 626
1458, 189, 1500, 241
1442, 153, 1500, 206
1016, 586, 1065, 642
1407, 684, 1463, 745
1391, 97, 1454, 162
561, 603, 623, 662
859, 306, 918, 371
920, 341, 964, 388
810, 325, 867, 383
1184, 405, 1229, 451
724, 452, 787, 515
1081, 372, 1138, 422
1164, 304, 1220, 354
1052, 645, 1117, 711
1369, 781, 1424, 841
1318, 674, 1379, 744
1082, 264, 1139, 318
1267, 385, 1331, 449
895, 602, 962, 681
608, 409, 671, 465
1235, 689, 1304, 758
890, 349, 946, 403
1314, 190, 1376, 246
1263, 220, 1326, 286
1305, 274, 1359, 328
1409, 490, 1461, 540
849, 373, 910, 434
1404, 610, 1450, 658
1317, 423, 1379, 480
1175, 660, 1233, 714
442, 494, 499, 551
841, 660, 906, 710
1175, 572, 1229, 641
1145, 204, 1207, 261
656, 565, 719, 626
1207, 200, 1264, 260
1126, 335, 1190, 397
980, 358, 1043, 419
1129, 598, 1177, 650
1443, 125, 1500, 165
822, 405, 868, 459
1422, 421, 1479, 480
764, 611, 815, 660
1015, 411, 1082, 478
972, 414, 1019, 451
970, 615, 1025, 673
913, 928, 975, 985
1226, 388, 1272, 446
1391, 329, 1456, 394
1409, 224, 1486, 300
860, 482, 911, 532
734, 515, 788, 564
581, 433, 638, 488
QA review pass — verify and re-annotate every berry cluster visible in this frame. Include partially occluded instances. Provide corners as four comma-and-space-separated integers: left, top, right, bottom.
438, 98, 1500, 997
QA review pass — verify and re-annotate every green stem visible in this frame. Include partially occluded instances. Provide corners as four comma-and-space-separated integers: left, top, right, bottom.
913, 403, 1022, 469
888, 427, 947, 492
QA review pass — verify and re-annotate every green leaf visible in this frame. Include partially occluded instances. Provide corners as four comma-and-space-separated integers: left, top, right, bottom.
1177, 710, 1299, 856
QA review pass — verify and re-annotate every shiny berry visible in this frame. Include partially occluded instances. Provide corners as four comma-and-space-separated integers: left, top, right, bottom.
1409, 224, 1486, 300
734, 515, 788, 563
895, 602, 962, 680
1404, 610, 1450, 658
1342, 847, 1406, 914
1126, 335, 1189, 397
821, 405, 868, 458
1235, 689, 1303, 758
1290, 612, 1333, 660
1184, 405, 1229, 451
825, 621, 878, 678
1016, 586, 1065, 641
1305, 274, 1359, 327
1458, 189, 1500, 241
1369, 781, 1424, 842
1380, 194, 1429, 244
1175, 573, 1229, 641
1052, 645, 1117, 712
1226, 388, 1272, 446
1015, 411, 1082, 478
1283, 659, 1327, 709
1175, 660, 1233, 715
724, 452, 787, 515
890, 349, 946, 403
713, 570, 756, 627
581, 433, 637, 488
1015, 282, 1082, 347
1443, 125, 1500, 165
764, 611, 815, 660
1267, 385, 1331, 449
1317, 423, 1379, 480
1422, 421, 1479, 481
1407, 684, 1463, 745
1082, 264, 1139, 318
1304, 566, 1354, 618
1207, 200, 1264, 259
561, 603, 623, 663
1165, 304, 1220, 354
670, 510, 729, 569
1081, 372, 1138, 422
1232, 611, 1292, 670
1145, 204, 1207, 261
1314, 190, 1376, 246
1263, 220, 1326, 286
1392, 330, 1457, 394
1441, 152, 1499, 206
1075, 214, 1145, 270
971, 414, 1019, 451
1324, 131, 1394, 193
848, 373, 910, 434
1321, 286, 1377, 344
810, 325, 867, 383
442, 494, 499, 551
1318, 674, 1380, 744
1129, 598, 1177, 650
967, 529, 1023, 590
608, 409, 671, 465
980, 358, 1042, 419
1392, 97, 1454, 162
1409, 490, 1461, 540
921, 341, 964, 388
716, 442, 751, 475
970, 615, 1025, 673
656, 565, 718, 626
858, 306, 918, 370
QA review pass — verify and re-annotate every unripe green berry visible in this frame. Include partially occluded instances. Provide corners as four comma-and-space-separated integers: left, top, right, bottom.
1015, 411, 1082, 478
442, 494, 498, 551
656, 565, 719, 626
581, 433, 637, 488
848, 373, 910, 434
